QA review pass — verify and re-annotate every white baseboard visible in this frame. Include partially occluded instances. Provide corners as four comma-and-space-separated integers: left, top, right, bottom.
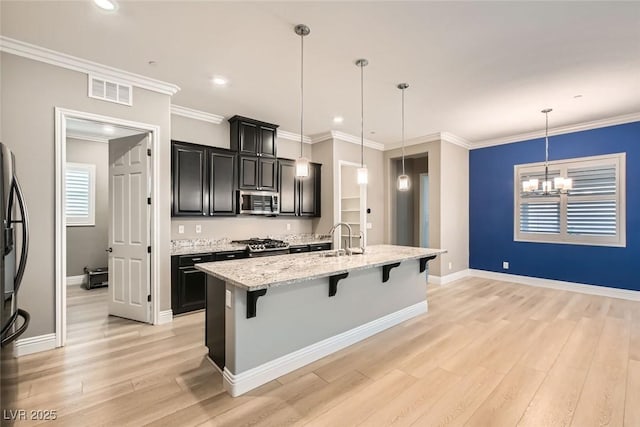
15, 333, 57, 357
157, 309, 173, 325
469, 269, 640, 301
429, 269, 471, 285
222, 301, 427, 397
66, 275, 85, 286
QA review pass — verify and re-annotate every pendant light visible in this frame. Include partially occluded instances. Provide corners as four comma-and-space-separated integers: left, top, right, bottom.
522, 108, 572, 195
356, 59, 368, 185
397, 83, 410, 191
294, 24, 310, 177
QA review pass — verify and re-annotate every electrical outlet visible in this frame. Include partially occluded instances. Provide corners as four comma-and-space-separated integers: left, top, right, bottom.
286, 223, 291, 231
366, 222, 372, 229
178, 225, 184, 234
503, 261, 509, 269
195, 224, 202, 234
225, 290, 232, 308
448, 262, 452, 270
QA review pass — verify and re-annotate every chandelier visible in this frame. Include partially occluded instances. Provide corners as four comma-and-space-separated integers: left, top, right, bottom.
522, 108, 572, 195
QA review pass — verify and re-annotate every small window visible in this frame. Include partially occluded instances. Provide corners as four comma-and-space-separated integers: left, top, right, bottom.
66, 162, 96, 227
514, 153, 626, 247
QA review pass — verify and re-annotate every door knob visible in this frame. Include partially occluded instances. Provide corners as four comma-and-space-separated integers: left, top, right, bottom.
106, 248, 113, 253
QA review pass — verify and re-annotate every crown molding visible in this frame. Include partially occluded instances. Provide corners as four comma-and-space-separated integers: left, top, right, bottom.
277, 129, 312, 144
0, 36, 180, 96
471, 111, 640, 149
384, 131, 471, 151
384, 132, 441, 151
170, 104, 224, 124
321, 131, 385, 151
440, 131, 472, 150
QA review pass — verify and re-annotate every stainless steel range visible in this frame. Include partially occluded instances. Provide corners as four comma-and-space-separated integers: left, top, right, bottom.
232, 238, 290, 257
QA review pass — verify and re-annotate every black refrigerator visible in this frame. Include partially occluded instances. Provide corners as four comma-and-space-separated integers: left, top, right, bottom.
0, 143, 30, 424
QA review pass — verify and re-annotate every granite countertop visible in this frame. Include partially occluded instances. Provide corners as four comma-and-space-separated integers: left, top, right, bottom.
171, 235, 332, 256
195, 244, 446, 291
171, 242, 246, 256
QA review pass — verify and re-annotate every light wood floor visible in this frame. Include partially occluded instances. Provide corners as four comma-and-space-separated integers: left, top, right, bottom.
9, 278, 640, 426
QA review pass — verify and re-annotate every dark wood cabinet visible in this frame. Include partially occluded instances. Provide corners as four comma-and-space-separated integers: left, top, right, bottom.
209, 150, 236, 215
171, 253, 214, 314
278, 159, 297, 215
239, 155, 277, 191
172, 141, 237, 217
299, 163, 321, 217
172, 142, 207, 217
278, 159, 321, 217
229, 116, 278, 158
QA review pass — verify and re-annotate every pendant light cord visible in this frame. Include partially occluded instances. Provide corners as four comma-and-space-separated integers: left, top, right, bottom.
401, 87, 405, 175
360, 62, 364, 168
300, 32, 304, 158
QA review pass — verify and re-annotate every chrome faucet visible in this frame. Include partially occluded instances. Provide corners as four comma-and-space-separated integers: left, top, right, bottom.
328, 222, 353, 255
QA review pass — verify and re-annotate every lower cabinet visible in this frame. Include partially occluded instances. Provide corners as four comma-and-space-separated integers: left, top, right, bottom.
171, 254, 213, 315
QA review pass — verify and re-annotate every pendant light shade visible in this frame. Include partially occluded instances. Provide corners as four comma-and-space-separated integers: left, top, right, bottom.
294, 24, 310, 178
397, 83, 410, 191
356, 59, 368, 185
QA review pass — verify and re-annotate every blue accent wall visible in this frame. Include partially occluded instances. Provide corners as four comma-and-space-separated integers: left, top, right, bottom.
469, 121, 640, 291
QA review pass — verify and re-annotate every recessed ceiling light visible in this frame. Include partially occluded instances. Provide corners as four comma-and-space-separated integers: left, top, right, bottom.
103, 125, 115, 135
212, 76, 228, 87
333, 116, 344, 124
94, 0, 117, 11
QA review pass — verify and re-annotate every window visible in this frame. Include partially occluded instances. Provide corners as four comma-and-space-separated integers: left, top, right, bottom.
66, 162, 96, 226
514, 153, 626, 247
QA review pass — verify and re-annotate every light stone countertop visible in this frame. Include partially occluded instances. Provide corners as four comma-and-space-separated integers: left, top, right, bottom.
170, 235, 332, 256
171, 242, 246, 256
195, 244, 446, 291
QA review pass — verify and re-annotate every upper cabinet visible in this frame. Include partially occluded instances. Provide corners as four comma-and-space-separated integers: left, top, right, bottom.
278, 159, 321, 217
172, 141, 237, 217
172, 142, 207, 216
229, 116, 278, 158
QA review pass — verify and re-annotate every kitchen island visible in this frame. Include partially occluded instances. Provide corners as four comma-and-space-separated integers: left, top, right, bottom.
196, 244, 445, 396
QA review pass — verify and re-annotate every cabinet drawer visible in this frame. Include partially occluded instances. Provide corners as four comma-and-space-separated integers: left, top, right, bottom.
178, 253, 214, 267
215, 250, 247, 261
289, 245, 310, 254
309, 243, 332, 252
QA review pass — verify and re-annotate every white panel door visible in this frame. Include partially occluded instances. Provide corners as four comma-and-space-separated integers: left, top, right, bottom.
108, 133, 150, 323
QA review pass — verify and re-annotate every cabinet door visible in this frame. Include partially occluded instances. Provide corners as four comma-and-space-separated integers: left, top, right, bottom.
238, 121, 258, 155
209, 150, 236, 215
238, 156, 259, 190
259, 126, 277, 158
299, 163, 321, 216
176, 268, 206, 314
172, 142, 207, 217
258, 158, 277, 191
278, 159, 297, 215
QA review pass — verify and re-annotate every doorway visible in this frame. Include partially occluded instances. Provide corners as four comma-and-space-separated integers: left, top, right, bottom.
391, 154, 428, 247
55, 108, 161, 347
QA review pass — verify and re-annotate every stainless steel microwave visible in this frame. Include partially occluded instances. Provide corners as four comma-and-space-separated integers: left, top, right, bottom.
238, 190, 279, 215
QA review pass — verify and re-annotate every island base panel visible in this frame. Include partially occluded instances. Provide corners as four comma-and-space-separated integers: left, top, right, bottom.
206, 276, 226, 370
223, 259, 428, 393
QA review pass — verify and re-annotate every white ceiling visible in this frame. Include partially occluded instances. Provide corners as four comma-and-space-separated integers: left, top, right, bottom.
2, 1, 639, 146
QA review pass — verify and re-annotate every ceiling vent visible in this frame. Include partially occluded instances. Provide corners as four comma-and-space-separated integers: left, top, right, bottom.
88, 75, 132, 106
